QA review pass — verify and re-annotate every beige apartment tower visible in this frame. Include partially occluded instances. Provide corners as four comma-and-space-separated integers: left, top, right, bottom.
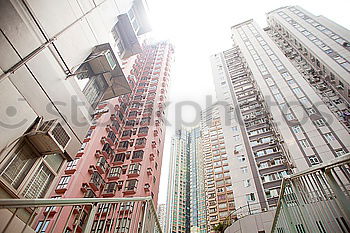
210, 5, 350, 232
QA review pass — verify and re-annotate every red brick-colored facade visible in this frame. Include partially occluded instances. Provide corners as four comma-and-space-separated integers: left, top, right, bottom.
35, 41, 173, 233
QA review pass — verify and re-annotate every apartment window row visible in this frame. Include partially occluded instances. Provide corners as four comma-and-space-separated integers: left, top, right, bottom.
276, 11, 350, 72
246, 26, 340, 157
261, 170, 288, 183
288, 7, 350, 50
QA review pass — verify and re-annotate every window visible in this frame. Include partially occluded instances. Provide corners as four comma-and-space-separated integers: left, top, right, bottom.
299, 139, 310, 148
108, 167, 122, 178
293, 87, 303, 97
241, 166, 248, 174
324, 133, 335, 142
303, 109, 314, 117
291, 125, 302, 133
114, 153, 126, 163
244, 179, 251, 187
237, 155, 246, 162
138, 127, 149, 135
96, 157, 108, 173
274, 93, 284, 102
22, 164, 54, 198
91, 219, 106, 233
125, 179, 138, 192
246, 193, 256, 202
56, 176, 70, 190
315, 119, 326, 127
103, 182, 117, 195
66, 159, 79, 170
122, 130, 132, 138
112, 120, 120, 131
140, 117, 151, 125
299, 97, 310, 106
35, 220, 50, 233
132, 150, 144, 160
285, 113, 295, 121
125, 120, 135, 127
107, 131, 116, 142
234, 145, 243, 152
118, 141, 129, 150
335, 148, 347, 157
265, 189, 279, 199
135, 138, 146, 146
128, 163, 141, 175
0, 142, 37, 189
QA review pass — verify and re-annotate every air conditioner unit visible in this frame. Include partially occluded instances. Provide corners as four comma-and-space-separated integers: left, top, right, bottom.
27, 119, 71, 155
88, 49, 117, 74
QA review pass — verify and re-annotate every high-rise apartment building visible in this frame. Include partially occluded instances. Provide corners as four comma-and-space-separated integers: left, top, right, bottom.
166, 128, 207, 233
189, 127, 207, 233
33, 40, 174, 232
210, 6, 350, 232
266, 6, 350, 130
200, 106, 235, 230
0, 0, 151, 203
166, 129, 191, 233
157, 203, 167, 232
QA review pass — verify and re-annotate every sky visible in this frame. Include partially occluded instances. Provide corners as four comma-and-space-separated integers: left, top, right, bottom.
145, 0, 350, 204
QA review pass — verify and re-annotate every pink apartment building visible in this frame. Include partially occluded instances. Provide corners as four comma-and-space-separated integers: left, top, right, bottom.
34, 41, 174, 233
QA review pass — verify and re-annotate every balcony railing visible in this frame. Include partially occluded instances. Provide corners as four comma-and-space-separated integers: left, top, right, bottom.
0, 196, 162, 233
271, 154, 350, 233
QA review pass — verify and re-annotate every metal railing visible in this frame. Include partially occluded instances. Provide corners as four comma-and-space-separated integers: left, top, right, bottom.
223, 201, 276, 227
271, 154, 350, 233
0, 196, 162, 233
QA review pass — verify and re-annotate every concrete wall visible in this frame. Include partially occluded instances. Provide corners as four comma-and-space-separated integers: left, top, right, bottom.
225, 210, 275, 233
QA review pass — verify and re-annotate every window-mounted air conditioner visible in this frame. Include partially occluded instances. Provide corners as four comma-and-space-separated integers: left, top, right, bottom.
88, 49, 117, 74
27, 119, 71, 155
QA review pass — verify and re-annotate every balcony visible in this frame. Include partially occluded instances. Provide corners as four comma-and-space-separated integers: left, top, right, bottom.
102, 182, 117, 197
138, 127, 149, 137
271, 154, 350, 233
96, 157, 109, 174
125, 120, 136, 129
123, 179, 138, 195
135, 138, 146, 149
108, 166, 122, 180
127, 163, 141, 178
101, 143, 113, 159
73, 43, 131, 109
0, 196, 161, 233
106, 131, 116, 144
113, 153, 126, 165
89, 171, 104, 191
117, 141, 129, 152
131, 150, 144, 162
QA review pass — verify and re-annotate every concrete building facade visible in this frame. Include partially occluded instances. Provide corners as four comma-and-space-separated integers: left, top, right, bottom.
210, 6, 350, 232
166, 128, 208, 233
200, 106, 235, 230
266, 6, 350, 131
157, 203, 166, 232
0, 0, 151, 203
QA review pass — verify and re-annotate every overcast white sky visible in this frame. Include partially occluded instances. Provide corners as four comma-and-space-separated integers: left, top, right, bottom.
146, 0, 350, 204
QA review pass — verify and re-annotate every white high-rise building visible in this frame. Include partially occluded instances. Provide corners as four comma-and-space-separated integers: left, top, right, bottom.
157, 204, 167, 232
210, 6, 350, 232
165, 128, 208, 233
